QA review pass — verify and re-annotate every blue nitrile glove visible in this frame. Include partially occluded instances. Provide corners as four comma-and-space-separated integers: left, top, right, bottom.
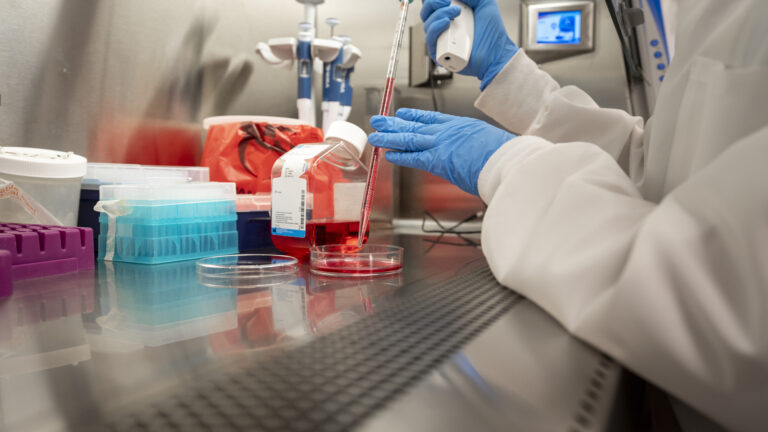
421, 0, 518, 90
369, 108, 516, 195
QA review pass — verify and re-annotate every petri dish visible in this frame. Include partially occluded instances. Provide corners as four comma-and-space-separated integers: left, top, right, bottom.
310, 244, 403, 277
197, 254, 299, 289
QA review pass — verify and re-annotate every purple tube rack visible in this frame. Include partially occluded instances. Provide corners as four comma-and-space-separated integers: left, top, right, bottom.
0, 223, 95, 298
0, 250, 10, 298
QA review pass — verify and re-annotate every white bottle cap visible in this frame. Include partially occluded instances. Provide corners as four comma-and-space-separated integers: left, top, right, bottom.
0, 147, 87, 179
325, 121, 368, 157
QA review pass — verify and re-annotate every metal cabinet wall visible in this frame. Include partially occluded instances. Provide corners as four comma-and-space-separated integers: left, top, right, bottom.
0, 0, 628, 223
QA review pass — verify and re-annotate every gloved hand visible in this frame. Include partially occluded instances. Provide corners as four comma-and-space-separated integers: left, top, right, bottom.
369, 108, 516, 195
421, 0, 518, 90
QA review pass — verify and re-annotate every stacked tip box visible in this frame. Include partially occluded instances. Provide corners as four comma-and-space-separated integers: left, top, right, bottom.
78, 163, 211, 257
0, 223, 95, 298
96, 182, 238, 264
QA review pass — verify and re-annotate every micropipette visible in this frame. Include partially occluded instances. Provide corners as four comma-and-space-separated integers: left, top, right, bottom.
358, 0, 412, 247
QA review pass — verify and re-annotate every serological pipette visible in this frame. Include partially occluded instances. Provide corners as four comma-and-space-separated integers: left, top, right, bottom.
358, 0, 412, 247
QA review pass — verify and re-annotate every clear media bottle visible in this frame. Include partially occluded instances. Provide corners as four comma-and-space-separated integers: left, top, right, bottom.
271, 121, 369, 258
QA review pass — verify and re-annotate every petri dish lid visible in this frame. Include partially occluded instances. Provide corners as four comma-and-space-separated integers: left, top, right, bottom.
310, 244, 403, 277
197, 254, 299, 289
0, 147, 87, 179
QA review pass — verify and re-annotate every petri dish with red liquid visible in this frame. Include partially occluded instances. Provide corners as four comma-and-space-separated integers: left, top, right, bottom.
197, 254, 299, 289
310, 244, 403, 277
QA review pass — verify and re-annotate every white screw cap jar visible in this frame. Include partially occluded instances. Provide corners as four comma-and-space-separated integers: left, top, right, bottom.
0, 147, 87, 226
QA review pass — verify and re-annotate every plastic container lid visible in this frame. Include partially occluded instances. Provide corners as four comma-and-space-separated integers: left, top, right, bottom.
310, 244, 403, 277
83, 163, 209, 190
100, 182, 235, 201
0, 147, 87, 179
197, 254, 299, 289
325, 121, 368, 157
236, 194, 271, 213
203, 116, 309, 130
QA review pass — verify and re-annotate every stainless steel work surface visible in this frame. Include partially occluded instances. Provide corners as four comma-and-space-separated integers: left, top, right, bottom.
361, 301, 620, 432
0, 231, 622, 431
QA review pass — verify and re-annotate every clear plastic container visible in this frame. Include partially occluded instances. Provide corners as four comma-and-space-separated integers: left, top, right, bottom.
197, 254, 299, 289
236, 193, 271, 213
79, 164, 210, 256
95, 182, 238, 264
99, 182, 233, 201
0, 147, 87, 226
310, 244, 403, 277
81, 163, 209, 191
97, 229, 239, 264
271, 121, 369, 258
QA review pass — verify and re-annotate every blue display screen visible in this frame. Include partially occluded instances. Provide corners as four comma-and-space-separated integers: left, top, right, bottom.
537, 11, 582, 44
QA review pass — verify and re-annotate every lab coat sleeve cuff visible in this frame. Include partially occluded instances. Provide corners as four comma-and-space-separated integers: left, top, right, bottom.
478, 135, 553, 204
474, 50, 561, 134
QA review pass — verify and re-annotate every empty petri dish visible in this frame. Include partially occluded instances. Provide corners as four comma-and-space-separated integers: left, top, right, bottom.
310, 244, 403, 277
197, 254, 299, 289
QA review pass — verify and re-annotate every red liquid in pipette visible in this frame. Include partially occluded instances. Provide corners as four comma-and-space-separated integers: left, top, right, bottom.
359, 0, 410, 248
359, 77, 396, 247
272, 220, 369, 259
381, 77, 396, 115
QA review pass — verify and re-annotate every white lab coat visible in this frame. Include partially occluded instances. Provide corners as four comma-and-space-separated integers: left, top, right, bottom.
474, 0, 768, 430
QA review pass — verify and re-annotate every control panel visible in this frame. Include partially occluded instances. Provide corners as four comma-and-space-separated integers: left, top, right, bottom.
632, 0, 671, 111
521, 1, 595, 63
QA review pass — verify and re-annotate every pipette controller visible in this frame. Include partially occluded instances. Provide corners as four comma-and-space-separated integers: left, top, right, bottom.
436, 0, 475, 73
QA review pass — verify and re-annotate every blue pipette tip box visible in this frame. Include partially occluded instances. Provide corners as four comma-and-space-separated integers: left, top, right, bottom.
96, 183, 239, 264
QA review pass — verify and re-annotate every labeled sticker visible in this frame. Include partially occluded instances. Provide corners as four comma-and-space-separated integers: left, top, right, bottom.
271, 176, 307, 237
271, 144, 328, 238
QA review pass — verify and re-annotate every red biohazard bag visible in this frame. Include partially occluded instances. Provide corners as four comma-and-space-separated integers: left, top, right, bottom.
201, 120, 324, 194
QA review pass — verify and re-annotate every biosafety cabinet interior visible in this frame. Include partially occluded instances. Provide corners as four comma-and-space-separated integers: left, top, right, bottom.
0, 0, 629, 225
0, 1, 728, 431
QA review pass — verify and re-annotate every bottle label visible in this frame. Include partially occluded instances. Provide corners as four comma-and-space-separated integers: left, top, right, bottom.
271, 144, 329, 238
333, 182, 366, 221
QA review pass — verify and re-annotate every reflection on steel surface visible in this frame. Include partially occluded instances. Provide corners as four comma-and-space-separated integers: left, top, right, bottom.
93, 261, 237, 347
0, 271, 96, 377
209, 269, 404, 355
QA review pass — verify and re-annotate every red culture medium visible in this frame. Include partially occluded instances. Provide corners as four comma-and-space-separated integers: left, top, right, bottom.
311, 259, 403, 275
309, 244, 404, 277
271, 220, 369, 259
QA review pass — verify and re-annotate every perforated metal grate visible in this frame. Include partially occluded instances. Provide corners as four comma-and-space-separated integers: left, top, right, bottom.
569, 354, 618, 432
102, 264, 522, 432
